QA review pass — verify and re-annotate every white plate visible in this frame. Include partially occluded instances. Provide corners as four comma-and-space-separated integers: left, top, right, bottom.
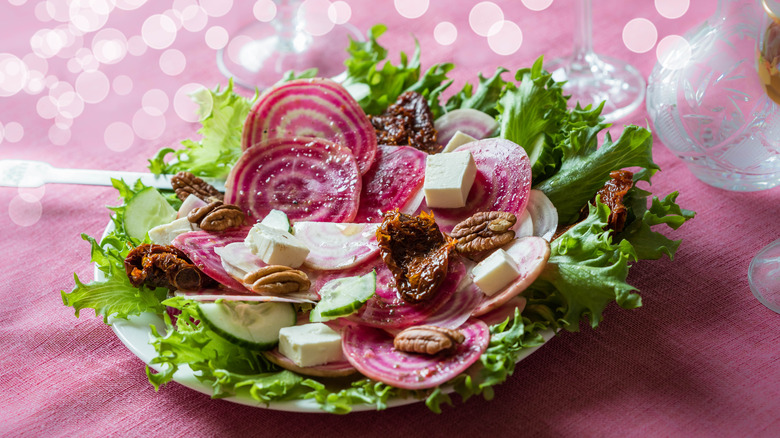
101, 222, 555, 412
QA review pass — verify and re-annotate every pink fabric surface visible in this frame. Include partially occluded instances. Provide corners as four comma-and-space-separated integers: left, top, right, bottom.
1, 0, 779, 437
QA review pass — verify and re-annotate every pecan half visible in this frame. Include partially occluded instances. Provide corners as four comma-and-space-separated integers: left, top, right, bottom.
170, 171, 223, 202
243, 265, 310, 294
450, 211, 517, 254
124, 244, 212, 291
394, 325, 465, 355
187, 200, 245, 231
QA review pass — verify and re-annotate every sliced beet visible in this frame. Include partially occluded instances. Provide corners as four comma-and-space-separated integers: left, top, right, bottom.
354, 145, 427, 223
171, 228, 252, 291
242, 78, 377, 175
434, 108, 498, 146
292, 221, 380, 270
224, 136, 362, 223
422, 138, 532, 233
262, 349, 356, 378
342, 318, 489, 390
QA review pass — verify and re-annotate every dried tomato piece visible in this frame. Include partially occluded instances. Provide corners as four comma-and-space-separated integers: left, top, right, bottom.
595, 170, 634, 232
371, 91, 440, 154
377, 210, 456, 303
124, 244, 213, 291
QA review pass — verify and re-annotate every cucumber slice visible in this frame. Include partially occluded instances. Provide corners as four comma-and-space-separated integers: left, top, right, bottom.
124, 187, 177, 241
198, 301, 296, 350
260, 209, 291, 233
310, 270, 376, 322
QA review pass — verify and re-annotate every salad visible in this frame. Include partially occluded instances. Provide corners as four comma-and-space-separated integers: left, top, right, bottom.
62, 25, 694, 414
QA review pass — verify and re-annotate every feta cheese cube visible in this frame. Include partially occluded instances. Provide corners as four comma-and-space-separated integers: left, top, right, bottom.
148, 217, 195, 245
471, 248, 521, 296
423, 151, 477, 208
441, 131, 477, 153
278, 323, 345, 367
244, 223, 310, 268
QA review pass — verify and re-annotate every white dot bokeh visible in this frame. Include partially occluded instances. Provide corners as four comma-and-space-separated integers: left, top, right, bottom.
160, 49, 186, 76
8, 196, 42, 227
174, 83, 207, 123
132, 108, 166, 140
487, 21, 523, 56
142, 88, 170, 116
301, 0, 336, 37
18, 186, 46, 203
521, 0, 553, 11
142, 14, 178, 50
434, 22, 458, 46
48, 124, 71, 145
657, 34, 691, 70
115, 0, 149, 11
394, 0, 429, 19
181, 5, 208, 32
0, 54, 29, 97
75, 70, 110, 103
205, 26, 229, 50
655, 0, 690, 19
469, 2, 504, 37
3, 122, 24, 143
328, 1, 351, 25
68, 0, 114, 33
113, 75, 133, 95
253, 0, 276, 22
200, 0, 233, 18
92, 28, 128, 64
623, 18, 657, 53
104, 121, 134, 151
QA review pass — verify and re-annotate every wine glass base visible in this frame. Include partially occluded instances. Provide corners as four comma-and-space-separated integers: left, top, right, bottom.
748, 238, 780, 314
217, 21, 363, 90
546, 53, 646, 123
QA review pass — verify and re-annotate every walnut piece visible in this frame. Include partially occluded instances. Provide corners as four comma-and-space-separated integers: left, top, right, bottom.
450, 211, 517, 254
124, 244, 212, 291
243, 265, 311, 294
170, 171, 224, 202
393, 325, 465, 355
187, 200, 245, 231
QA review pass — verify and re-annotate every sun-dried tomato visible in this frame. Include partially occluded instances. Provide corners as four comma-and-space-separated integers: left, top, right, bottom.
595, 170, 634, 232
371, 91, 440, 154
124, 244, 212, 291
377, 210, 456, 303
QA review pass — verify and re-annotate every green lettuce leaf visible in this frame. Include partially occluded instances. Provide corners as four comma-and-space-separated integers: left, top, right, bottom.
530, 199, 641, 331
535, 124, 659, 224
618, 189, 696, 260
148, 80, 256, 178
445, 67, 510, 117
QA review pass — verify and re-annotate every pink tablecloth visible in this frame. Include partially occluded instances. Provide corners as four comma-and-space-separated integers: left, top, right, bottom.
1, 0, 779, 436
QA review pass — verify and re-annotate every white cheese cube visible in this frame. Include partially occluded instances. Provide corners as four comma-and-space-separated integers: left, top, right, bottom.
147, 217, 195, 245
442, 131, 477, 153
278, 323, 344, 368
423, 151, 477, 208
471, 248, 521, 296
244, 223, 310, 268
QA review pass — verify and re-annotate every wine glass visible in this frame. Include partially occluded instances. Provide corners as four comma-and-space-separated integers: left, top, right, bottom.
749, 239, 780, 314
217, 0, 363, 90
545, 0, 645, 122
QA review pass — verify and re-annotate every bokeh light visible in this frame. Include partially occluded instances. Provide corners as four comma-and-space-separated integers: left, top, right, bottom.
174, 83, 206, 123
142, 88, 170, 116
92, 28, 128, 64
394, 0, 429, 19
328, 1, 351, 25
48, 124, 71, 145
8, 196, 42, 227
159, 49, 186, 76
132, 107, 166, 140
487, 21, 523, 55
104, 121, 134, 151
253, 0, 276, 22
205, 26, 229, 49
655, 0, 690, 19
142, 14, 178, 49
0, 54, 29, 97
75, 70, 110, 103
521, 0, 553, 11
301, 0, 336, 36
3, 122, 24, 143
657, 34, 691, 70
623, 18, 658, 53
200, 0, 233, 18
469, 2, 504, 37
433, 22, 458, 46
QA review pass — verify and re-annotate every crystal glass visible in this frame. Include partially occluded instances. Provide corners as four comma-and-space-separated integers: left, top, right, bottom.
217, 0, 362, 89
545, 0, 645, 122
749, 238, 780, 314
646, 0, 780, 191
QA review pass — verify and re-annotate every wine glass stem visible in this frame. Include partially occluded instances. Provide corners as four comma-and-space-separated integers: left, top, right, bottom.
274, 0, 302, 52
572, 0, 594, 62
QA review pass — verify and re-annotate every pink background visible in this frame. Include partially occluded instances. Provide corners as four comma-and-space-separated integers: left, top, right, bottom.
1, 0, 779, 436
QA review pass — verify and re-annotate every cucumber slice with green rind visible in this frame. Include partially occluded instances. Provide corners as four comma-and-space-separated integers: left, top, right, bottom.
310, 270, 377, 322
124, 187, 177, 241
198, 301, 296, 350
